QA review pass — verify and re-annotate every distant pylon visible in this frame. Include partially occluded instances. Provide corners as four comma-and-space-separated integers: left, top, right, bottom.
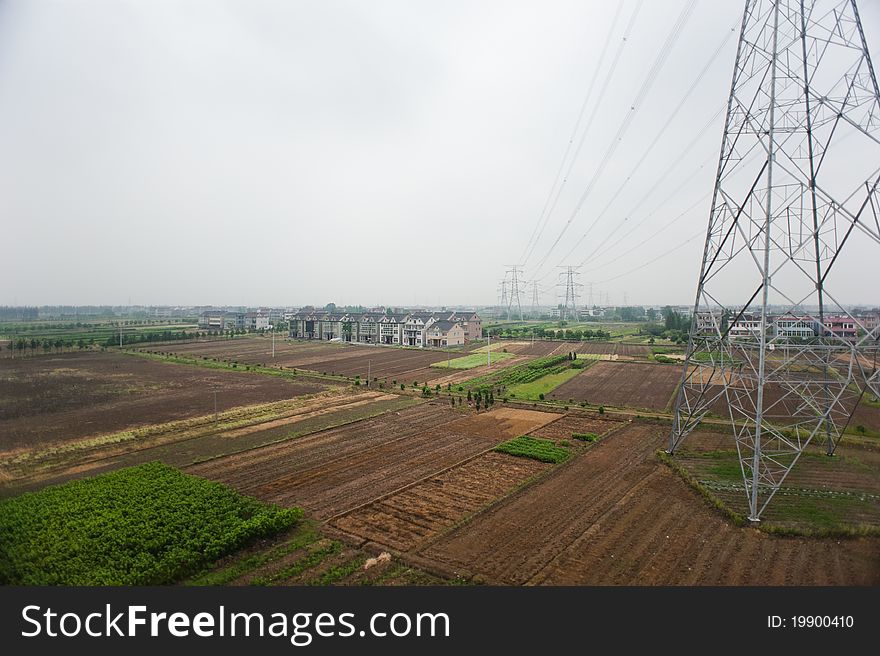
498, 279, 509, 320
505, 265, 525, 322
669, 0, 880, 521
530, 281, 540, 317
557, 266, 582, 322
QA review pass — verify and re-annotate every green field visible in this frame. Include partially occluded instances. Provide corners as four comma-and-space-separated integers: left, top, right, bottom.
430, 351, 516, 369
494, 436, 570, 464
0, 462, 300, 585
507, 367, 582, 400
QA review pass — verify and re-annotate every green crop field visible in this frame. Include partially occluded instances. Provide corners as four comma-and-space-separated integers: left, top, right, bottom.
494, 436, 570, 464
0, 462, 300, 585
430, 351, 516, 369
507, 367, 582, 400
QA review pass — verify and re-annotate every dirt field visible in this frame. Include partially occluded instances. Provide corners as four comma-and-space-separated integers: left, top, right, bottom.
0, 391, 416, 496
0, 351, 332, 455
549, 361, 682, 410
188, 405, 561, 520
331, 452, 551, 552
420, 423, 880, 584
528, 413, 625, 442
495, 340, 651, 359
139, 338, 466, 385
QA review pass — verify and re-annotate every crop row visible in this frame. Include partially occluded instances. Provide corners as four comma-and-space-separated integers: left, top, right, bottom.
0, 462, 300, 585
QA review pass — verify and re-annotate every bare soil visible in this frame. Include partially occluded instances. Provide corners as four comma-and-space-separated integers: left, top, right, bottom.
549, 361, 682, 410
0, 351, 330, 454
420, 423, 880, 584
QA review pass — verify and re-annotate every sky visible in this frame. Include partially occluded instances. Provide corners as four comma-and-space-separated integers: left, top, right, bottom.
0, 0, 877, 309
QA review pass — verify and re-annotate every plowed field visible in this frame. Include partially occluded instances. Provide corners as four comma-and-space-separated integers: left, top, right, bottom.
420, 423, 879, 584
549, 361, 681, 410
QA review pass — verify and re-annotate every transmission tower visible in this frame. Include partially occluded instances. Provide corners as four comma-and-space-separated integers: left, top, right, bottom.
498, 279, 509, 320
557, 266, 583, 321
505, 265, 525, 322
530, 281, 541, 318
669, 0, 880, 522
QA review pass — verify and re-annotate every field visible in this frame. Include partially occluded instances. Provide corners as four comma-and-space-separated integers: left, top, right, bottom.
669, 429, 880, 532
0, 351, 334, 456
135, 337, 520, 385
3, 337, 878, 587
187, 405, 561, 518
0, 391, 418, 495
489, 339, 652, 359
430, 351, 516, 369
508, 367, 582, 400
0, 462, 299, 585
420, 423, 879, 584
549, 361, 682, 409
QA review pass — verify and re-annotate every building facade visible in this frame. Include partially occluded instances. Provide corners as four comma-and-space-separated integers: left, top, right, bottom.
288, 309, 480, 348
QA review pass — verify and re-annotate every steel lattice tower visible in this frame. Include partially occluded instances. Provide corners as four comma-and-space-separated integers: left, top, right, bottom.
669, 0, 880, 521
530, 280, 541, 317
506, 265, 525, 322
557, 266, 582, 322
498, 279, 509, 320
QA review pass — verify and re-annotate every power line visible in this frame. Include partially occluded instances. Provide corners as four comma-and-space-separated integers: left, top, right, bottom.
529, 0, 698, 279
593, 229, 704, 284
522, 0, 645, 269
518, 3, 626, 266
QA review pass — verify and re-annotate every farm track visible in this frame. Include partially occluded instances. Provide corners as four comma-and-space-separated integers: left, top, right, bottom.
420, 423, 880, 584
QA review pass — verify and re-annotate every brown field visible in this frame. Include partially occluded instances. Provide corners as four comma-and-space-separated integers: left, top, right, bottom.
420, 423, 880, 584
549, 361, 682, 410
528, 413, 625, 442
0, 391, 416, 496
0, 351, 332, 455
138, 337, 468, 385
495, 340, 651, 359
187, 405, 561, 520
331, 451, 551, 552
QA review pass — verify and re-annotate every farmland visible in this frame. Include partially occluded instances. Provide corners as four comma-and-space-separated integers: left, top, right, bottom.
2, 336, 878, 587
421, 423, 879, 585
548, 360, 682, 410
135, 337, 484, 385
0, 462, 299, 585
0, 351, 335, 455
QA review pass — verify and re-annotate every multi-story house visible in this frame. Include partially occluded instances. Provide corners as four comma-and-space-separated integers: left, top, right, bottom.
425, 320, 465, 347
448, 311, 482, 341
728, 313, 763, 340
822, 315, 858, 341
773, 315, 817, 340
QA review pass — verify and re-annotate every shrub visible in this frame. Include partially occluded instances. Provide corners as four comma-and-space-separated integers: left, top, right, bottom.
572, 432, 600, 442
538, 393, 544, 400
599, 406, 605, 414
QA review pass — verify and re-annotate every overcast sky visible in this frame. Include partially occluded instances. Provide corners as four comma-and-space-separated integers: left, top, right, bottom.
1, 0, 877, 308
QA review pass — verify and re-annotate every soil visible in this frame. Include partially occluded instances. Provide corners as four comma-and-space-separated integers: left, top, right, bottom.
549, 361, 682, 410
0, 351, 330, 454
420, 423, 879, 584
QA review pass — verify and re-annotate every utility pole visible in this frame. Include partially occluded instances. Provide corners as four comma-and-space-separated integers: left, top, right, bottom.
668, 0, 880, 521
